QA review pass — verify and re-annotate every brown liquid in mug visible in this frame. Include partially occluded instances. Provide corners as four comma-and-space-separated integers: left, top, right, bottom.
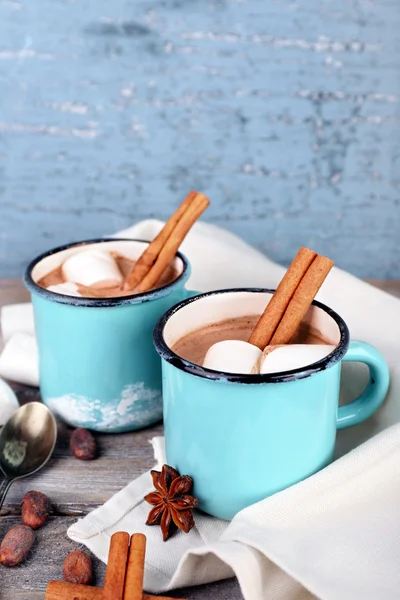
172, 315, 332, 366
37, 252, 179, 298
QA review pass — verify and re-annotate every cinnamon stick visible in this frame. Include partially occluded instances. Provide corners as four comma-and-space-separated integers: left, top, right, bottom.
46, 531, 188, 600
45, 581, 102, 600
248, 247, 317, 349
138, 192, 210, 292
123, 533, 146, 600
123, 191, 197, 291
103, 531, 130, 600
144, 596, 187, 600
46, 582, 186, 600
269, 254, 334, 345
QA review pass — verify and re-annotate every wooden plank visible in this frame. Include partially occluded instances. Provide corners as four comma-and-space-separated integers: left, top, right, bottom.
1, 417, 164, 515
0, 516, 94, 590
0, 516, 240, 600
0, 279, 31, 306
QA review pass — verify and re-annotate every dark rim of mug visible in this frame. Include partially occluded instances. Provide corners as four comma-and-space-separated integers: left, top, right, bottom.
23, 238, 190, 307
153, 288, 350, 384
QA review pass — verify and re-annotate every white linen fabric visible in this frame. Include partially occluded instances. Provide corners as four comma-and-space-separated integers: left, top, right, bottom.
1, 220, 400, 599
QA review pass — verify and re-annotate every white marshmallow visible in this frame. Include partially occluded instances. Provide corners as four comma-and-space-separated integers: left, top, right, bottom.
203, 340, 262, 374
258, 344, 336, 375
47, 282, 82, 297
1, 303, 35, 344
0, 333, 39, 387
62, 249, 123, 287
0, 377, 19, 426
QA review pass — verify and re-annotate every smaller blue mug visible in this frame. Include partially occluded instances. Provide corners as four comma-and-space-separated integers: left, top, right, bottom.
154, 289, 390, 520
24, 238, 193, 433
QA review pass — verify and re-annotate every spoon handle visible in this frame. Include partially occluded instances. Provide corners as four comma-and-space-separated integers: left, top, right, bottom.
0, 477, 13, 511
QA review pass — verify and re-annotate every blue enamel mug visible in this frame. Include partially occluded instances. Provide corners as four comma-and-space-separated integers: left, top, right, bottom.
24, 238, 193, 433
154, 289, 390, 519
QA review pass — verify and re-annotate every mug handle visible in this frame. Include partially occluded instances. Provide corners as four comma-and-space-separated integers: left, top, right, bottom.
337, 341, 390, 430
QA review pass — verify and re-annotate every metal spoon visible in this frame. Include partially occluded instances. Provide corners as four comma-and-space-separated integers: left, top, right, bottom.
0, 402, 57, 510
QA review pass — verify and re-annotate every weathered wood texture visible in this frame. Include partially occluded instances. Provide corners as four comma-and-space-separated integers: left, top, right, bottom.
0, 516, 240, 599
1, 0, 400, 279
0, 279, 399, 598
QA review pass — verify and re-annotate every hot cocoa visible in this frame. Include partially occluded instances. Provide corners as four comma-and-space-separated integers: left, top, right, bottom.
172, 315, 331, 367
38, 252, 179, 298
36, 191, 210, 299
172, 247, 335, 375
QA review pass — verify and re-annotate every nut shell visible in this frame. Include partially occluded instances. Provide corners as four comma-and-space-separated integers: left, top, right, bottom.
21, 490, 50, 530
0, 525, 35, 567
63, 549, 93, 584
70, 428, 97, 460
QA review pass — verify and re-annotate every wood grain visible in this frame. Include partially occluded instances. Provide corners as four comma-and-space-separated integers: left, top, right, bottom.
0, 0, 400, 279
1, 417, 164, 516
0, 515, 240, 599
1, 278, 400, 599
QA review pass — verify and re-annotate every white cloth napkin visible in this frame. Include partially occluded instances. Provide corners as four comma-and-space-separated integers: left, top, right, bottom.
2, 220, 400, 599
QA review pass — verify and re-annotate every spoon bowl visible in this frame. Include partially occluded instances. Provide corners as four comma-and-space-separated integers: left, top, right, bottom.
0, 402, 57, 510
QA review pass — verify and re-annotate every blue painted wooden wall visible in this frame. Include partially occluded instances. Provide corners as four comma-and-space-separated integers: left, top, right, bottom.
1, 0, 399, 278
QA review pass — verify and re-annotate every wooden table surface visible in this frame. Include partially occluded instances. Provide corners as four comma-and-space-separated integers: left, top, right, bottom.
1, 279, 399, 600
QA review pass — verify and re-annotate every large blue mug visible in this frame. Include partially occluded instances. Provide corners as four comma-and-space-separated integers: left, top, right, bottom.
154, 288, 390, 519
24, 238, 193, 433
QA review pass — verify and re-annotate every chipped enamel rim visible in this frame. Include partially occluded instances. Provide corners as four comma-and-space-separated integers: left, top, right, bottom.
153, 288, 350, 384
23, 238, 190, 307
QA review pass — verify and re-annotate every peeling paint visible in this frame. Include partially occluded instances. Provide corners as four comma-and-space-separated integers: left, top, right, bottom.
0, 122, 98, 138
0, 49, 55, 60
0, 0, 399, 279
45, 102, 89, 115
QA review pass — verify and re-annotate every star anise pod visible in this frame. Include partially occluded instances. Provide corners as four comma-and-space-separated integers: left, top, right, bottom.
144, 464, 198, 541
